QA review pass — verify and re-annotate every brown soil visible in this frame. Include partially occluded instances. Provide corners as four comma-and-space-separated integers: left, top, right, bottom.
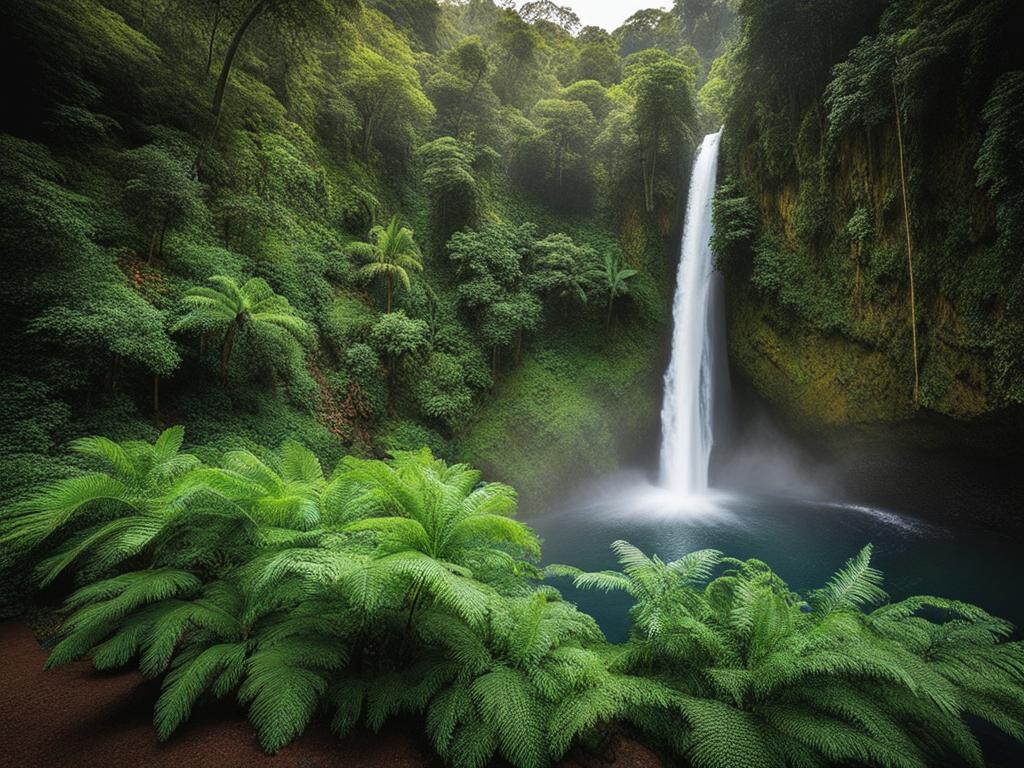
0, 622, 662, 768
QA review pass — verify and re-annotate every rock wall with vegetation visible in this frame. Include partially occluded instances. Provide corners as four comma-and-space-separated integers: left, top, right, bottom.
709, 0, 1024, 431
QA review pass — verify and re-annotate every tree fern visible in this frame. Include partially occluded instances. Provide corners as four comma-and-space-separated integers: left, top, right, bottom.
571, 540, 1024, 768
16, 434, 1024, 767
339, 448, 540, 625
173, 275, 309, 380
46, 568, 202, 668
1, 427, 202, 579
348, 215, 423, 312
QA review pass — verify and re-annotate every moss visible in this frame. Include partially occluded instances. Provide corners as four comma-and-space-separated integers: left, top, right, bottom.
456, 327, 662, 506
727, 292, 916, 428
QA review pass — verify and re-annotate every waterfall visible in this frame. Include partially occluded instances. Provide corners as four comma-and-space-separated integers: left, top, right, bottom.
659, 129, 725, 495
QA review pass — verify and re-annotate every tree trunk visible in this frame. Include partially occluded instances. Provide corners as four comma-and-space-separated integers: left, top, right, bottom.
105, 353, 117, 392
641, 153, 653, 213
148, 230, 159, 264
153, 374, 161, 424
405, 577, 425, 636
210, 0, 268, 133
361, 112, 375, 159
157, 220, 167, 260
643, 125, 660, 212
204, 1, 222, 79
893, 75, 919, 407
607, 296, 614, 330
399, 575, 426, 658
853, 243, 862, 312
385, 273, 392, 313
492, 346, 498, 379
221, 322, 238, 383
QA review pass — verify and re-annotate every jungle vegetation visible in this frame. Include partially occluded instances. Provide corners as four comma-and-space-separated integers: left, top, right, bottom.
4, 0, 1024, 765
1, 0, 726, 526
708, 0, 1024, 427
2, 428, 1023, 767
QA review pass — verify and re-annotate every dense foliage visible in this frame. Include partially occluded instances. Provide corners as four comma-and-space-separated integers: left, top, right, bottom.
3, 429, 1023, 767
0, 0, 716, 526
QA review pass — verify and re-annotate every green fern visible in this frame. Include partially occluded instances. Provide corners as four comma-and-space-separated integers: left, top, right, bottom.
340, 448, 540, 625
1, 427, 200, 580
413, 594, 629, 768
571, 540, 1024, 768
16, 433, 1024, 768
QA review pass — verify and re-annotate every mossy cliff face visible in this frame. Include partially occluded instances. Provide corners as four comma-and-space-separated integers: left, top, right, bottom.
725, 127, 994, 427
714, 0, 1024, 431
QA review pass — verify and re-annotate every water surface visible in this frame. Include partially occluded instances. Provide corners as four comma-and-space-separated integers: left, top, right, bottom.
530, 472, 1023, 644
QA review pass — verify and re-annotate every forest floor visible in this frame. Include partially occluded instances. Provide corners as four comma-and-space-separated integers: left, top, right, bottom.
0, 622, 662, 768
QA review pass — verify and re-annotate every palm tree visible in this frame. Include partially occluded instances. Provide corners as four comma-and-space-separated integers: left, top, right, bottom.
349, 216, 423, 313
174, 275, 309, 381
339, 448, 540, 627
592, 251, 637, 328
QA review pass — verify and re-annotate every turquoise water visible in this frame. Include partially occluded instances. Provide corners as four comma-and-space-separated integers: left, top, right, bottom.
530, 476, 1023, 644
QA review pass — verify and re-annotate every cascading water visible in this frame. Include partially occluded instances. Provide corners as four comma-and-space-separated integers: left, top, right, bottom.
659, 129, 726, 495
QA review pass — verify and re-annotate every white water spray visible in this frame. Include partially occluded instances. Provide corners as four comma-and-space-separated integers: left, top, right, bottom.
659, 130, 726, 495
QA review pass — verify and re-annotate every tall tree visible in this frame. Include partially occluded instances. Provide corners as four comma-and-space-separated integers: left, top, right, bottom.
120, 144, 202, 263
349, 216, 423, 313
447, 222, 543, 375
518, 1, 580, 34
344, 32, 434, 157
614, 9, 682, 56
625, 50, 697, 212
208, 0, 357, 134
531, 98, 596, 188
417, 137, 480, 244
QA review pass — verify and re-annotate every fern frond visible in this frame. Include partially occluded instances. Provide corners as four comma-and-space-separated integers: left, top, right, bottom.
471, 666, 547, 768
154, 642, 248, 740
2, 473, 136, 550
813, 545, 887, 616
328, 676, 365, 737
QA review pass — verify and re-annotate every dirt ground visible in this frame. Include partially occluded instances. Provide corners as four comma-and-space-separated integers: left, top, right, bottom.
0, 622, 662, 768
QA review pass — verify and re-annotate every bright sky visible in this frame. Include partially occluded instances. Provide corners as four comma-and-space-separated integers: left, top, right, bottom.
557, 1, 669, 33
